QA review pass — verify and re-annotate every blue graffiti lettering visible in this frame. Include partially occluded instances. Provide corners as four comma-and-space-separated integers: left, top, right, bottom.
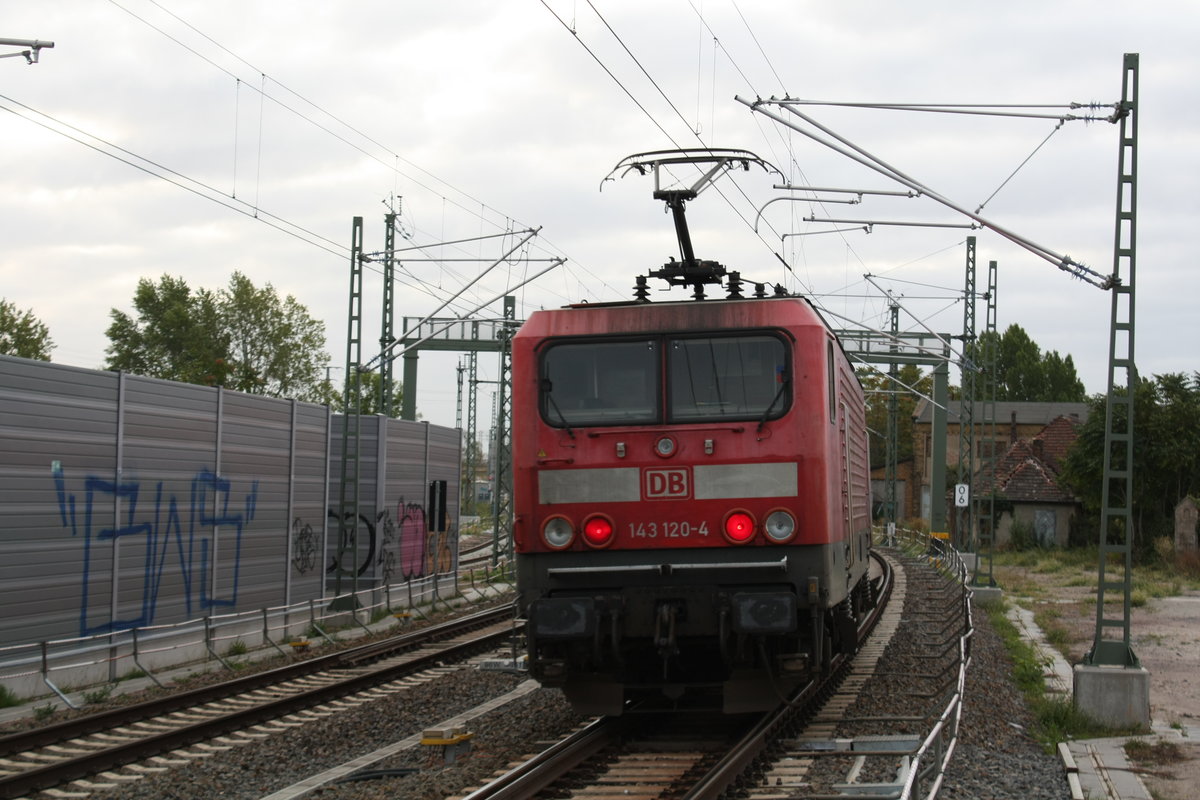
53, 464, 257, 637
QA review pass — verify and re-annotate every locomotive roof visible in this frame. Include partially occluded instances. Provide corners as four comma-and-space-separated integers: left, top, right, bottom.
516, 293, 836, 338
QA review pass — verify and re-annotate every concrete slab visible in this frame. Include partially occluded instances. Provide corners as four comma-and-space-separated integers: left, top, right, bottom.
1073, 665, 1151, 730
1067, 738, 1154, 800
970, 585, 1003, 605
1007, 605, 1072, 696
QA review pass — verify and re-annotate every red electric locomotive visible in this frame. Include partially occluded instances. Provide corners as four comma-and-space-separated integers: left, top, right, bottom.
512, 150, 875, 714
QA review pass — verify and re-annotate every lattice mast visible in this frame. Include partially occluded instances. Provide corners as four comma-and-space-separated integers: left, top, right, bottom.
958, 237, 977, 550
973, 259, 998, 587
331, 217, 365, 610
1086, 53, 1140, 667
885, 302, 899, 524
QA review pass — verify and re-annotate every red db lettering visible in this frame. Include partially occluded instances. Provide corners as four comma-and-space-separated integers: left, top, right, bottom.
643, 468, 689, 499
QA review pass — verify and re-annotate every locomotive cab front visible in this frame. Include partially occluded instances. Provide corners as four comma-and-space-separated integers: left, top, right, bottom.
512, 297, 873, 715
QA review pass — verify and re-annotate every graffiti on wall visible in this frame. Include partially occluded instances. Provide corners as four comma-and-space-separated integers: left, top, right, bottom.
316, 495, 456, 584
291, 518, 318, 575
52, 463, 258, 637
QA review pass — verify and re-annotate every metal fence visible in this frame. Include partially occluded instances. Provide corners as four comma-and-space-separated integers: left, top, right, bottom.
872, 524, 975, 800
0, 562, 514, 708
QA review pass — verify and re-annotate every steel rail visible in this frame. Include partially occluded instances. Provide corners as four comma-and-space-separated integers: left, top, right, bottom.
0, 604, 510, 756
680, 550, 896, 799
456, 715, 631, 800
0, 606, 514, 800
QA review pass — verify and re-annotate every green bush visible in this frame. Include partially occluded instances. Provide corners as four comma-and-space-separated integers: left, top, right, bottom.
983, 598, 1142, 747
83, 686, 113, 705
0, 685, 19, 708
1009, 519, 1036, 551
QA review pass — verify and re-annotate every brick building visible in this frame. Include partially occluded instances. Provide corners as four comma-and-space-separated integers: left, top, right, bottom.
971, 414, 1084, 547
910, 400, 1089, 528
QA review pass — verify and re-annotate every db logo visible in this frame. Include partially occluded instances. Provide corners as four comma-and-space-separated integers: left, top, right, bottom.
643, 468, 690, 499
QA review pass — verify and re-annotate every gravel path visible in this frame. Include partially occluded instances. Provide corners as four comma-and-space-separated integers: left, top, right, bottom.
938, 613, 1070, 800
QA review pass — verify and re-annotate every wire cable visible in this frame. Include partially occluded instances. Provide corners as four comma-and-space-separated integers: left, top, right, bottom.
109, 0, 578, 289
0, 92, 349, 258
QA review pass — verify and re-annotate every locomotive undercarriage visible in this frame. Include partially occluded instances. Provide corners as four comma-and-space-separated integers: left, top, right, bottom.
520, 546, 874, 715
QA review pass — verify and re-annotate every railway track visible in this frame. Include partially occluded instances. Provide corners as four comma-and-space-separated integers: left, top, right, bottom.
0, 605, 515, 799
455, 550, 908, 800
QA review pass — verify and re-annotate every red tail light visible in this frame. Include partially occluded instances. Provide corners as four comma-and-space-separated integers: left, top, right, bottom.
723, 511, 756, 543
582, 514, 615, 548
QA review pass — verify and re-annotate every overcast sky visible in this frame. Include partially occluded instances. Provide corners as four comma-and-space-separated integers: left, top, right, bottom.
2, 1, 1196, 431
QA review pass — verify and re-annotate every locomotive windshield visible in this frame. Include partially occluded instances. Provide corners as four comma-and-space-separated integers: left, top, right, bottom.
541, 339, 659, 426
540, 333, 788, 427
668, 335, 787, 421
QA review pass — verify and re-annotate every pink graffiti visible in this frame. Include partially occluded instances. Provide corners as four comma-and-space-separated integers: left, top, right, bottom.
397, 499, 427, 578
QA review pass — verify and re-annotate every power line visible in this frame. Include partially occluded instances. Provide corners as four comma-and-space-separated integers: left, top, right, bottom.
0, 91, 349, 259
107, 0, 581, 289
538, 0, 680, 146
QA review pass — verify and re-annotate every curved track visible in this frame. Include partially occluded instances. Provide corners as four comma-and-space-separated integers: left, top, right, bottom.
456, 552, 896, 800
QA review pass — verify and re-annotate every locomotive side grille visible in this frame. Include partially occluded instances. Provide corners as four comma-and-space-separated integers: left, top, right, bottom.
539, 467, 640, 503
693, 462, 797, 498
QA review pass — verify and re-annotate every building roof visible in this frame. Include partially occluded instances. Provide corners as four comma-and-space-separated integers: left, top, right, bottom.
913, 399, 1090, 426
1032, 414, 1081, 472
973, 415, 1081, 504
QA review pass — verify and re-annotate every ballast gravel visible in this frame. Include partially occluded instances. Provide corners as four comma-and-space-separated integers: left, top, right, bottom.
76, 569, 1069, 800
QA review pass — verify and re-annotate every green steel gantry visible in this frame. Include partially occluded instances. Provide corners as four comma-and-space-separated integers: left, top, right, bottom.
397, 301, 521, 564
837, 328, 954, 536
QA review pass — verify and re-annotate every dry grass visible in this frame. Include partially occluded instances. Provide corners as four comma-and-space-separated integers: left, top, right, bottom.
1125, 738, 1186, 767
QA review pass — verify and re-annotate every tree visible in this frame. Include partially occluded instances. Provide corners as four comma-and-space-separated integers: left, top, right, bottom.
0, 299, 54, 360
105, 273, 330, 401
105, 276, 228, 385
221, 272, 328, 401
343, 369, 405, 417
860, 363, 930, 470
1061, 372, 1200, 549
970, 324, 1086, 402
1042, 351, 1086, 402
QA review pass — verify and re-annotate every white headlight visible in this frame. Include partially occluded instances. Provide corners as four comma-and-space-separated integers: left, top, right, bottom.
542, 516, 575, 549
764, 510, 796, 543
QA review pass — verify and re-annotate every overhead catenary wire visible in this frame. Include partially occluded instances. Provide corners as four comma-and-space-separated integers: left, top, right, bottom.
851, 354, 947, 414
544, 0, 792, 256
368, 257, 565, 370
736, 95, 1116, 289
539, 4, 989, 369
110, 0, 516, 235
2, 85, 545, 323
0, 92, 349, 259
820, 303, 965, 374
0, 87, 509, 325
108, 0, 592, 307
364, 228, 546, 369
863, 275, 968, 370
